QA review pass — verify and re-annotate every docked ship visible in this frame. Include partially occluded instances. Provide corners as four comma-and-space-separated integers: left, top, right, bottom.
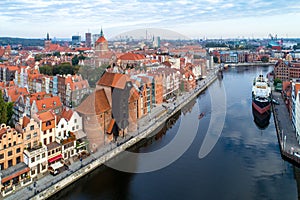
252, 74, 271, 114
252, 107, 271, 130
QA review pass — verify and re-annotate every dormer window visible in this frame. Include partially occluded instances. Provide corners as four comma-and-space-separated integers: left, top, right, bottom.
46, 121, 51, 126
53, 101, 56, 106
42, 104, 46, 108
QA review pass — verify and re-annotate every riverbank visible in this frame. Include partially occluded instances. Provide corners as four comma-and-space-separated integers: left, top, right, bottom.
227, 62, 275, 67
4, 69, 219, 200
272, 91, 300, 165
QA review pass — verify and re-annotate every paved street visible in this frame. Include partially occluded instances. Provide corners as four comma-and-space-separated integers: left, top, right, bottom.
272, 91, 300, 154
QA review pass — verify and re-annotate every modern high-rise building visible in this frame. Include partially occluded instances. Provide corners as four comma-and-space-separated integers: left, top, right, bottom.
72, 35, 81, 46
85, 32, 92, 47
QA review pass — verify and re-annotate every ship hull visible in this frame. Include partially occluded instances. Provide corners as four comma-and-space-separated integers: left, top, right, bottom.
252, 107, 271, 129
252, 99, 271, 114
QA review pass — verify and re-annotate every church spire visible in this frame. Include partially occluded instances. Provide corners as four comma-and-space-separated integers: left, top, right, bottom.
100, 27, 104, 37
47, 32, 49, 40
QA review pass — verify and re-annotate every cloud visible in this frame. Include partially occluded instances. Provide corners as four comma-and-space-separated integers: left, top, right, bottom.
1, 0, 300, 38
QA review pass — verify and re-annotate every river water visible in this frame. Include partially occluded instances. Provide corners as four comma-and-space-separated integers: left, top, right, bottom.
50, 66, 300, 200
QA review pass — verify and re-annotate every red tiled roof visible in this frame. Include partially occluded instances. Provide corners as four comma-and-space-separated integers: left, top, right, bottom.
38, 110, 55, 122
118, 52, 145, 61
106, 119, 115, 134
34, 95, 62, 112
76, 89, 110, 115
97, 72, 130, 89
23, 116, 31, 128
61, 108, 73, 121
96, 36, 107, 43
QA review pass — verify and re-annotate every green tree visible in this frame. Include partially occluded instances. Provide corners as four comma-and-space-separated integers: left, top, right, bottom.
274, 78, 282, 86
34, 54, 43, 62
53, 51, 61, 57
72, 55, 79, 66
0, 91, 7, 124
261, 56, 269, 63
39, 65, 53, 75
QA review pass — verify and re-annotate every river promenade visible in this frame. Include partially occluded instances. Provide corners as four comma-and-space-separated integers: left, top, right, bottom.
3, 68, 219, 200
272, 91, 300, 165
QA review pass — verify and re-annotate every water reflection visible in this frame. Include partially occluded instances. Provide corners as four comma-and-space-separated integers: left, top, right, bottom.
252, 107, 271, 130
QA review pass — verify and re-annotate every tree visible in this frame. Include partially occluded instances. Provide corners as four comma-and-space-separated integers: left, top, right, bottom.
39, 65, 53, 75
0, 91, 7, 124
72, 55, 79, 66
274, 78, 282, 86
261, 56, 269, 63
34, 54, 43, 62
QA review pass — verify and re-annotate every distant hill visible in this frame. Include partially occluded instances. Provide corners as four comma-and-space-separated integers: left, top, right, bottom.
0, 37, 45, 47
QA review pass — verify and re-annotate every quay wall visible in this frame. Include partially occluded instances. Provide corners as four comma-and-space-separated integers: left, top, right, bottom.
228, 62, 275, 67
272, 97, 300, 165
31, 73, 218, 200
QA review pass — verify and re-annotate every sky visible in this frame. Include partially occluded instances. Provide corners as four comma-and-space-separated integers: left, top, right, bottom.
1, 0, 300, 40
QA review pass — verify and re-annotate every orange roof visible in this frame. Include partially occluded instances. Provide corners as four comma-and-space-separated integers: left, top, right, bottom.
38, 111, 55, 122
76, 89, 110, 115
118, 52, 145, 61
294, 83, 300, 97
97, 72, 130, 89
106, 119, 115, 134
35, 96, 62, 112
6, 87, 29, 102
61, 108, 73, 121
96, 36, 107, 43
22, 116, 31, 128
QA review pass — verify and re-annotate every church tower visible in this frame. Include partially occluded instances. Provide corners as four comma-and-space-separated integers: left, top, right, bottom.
44, 33, 52, 49
95, 28, 108, 56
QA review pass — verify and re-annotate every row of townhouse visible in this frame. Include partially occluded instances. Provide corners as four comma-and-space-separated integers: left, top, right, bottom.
214, 51, 268, 63
0, 62, 90, 108
0, 108, 86, 197
274, 60, 300, 82
76, 68, 196, 152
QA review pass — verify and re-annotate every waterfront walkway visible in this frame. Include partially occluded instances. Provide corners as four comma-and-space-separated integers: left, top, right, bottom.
3, 69, 219, 200
272, 91, 300, 162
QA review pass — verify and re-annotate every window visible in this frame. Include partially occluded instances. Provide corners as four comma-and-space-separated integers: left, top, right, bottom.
26, 134, 31, 140
76, 125, 79, 129
58, 132, 61, 137
44, 130, 47, 135
16, 156, 21, 164
49, 136, 52, 143
42, 153, 45, 158
3, 145, 6, 149
31, 157, 35, 163
48, 151, 50, 156
0, 163, 4, 170
33, 132, 38, 137
46, 121, 51, 126
0, 154, 4, 159
42, 104, 46, 108
74, 119, 77, 123
52, 150, 55, 154
13, 141, 16, 146
31, 169, 36, 175
8, 143, 11, 147
30, 125, 34, 130
7, 151, 12, 157
44, 138, 47, 145
61, 124, 64, 129
8, 159, 13, 167
49, 128, 52, 133
16, 148, 21, 153
37, 155, 40, 161
72, 126, 75, 131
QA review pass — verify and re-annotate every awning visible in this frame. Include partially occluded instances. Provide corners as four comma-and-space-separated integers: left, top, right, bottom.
50, 162, 64, 171
1, 167, 30, 183
106, 119, 115, 134
48, 154, 62, 163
